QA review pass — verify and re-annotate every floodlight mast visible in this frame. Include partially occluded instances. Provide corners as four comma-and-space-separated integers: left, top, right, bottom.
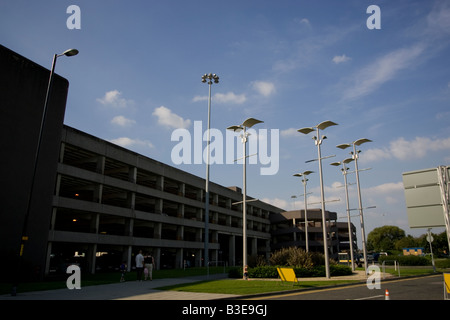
201, 73, 219, 276
331, 158, 355, 271
337, 138, 372, 275
293, 171, 314, 252
227, 118, 263, 279
298, 120, 337, 279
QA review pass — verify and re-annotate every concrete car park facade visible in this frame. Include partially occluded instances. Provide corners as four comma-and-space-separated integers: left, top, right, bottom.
48, 125, 281, 274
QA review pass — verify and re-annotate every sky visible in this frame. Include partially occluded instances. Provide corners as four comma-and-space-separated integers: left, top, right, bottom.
2, 0, 450, 246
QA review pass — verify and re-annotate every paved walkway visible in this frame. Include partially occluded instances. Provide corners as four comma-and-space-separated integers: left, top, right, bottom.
0, 271, 374, 300
0, 273, 235, 300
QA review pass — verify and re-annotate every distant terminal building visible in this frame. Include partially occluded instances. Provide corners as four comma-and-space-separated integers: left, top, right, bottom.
403, 247, 424, 256
270, 209, 357, 258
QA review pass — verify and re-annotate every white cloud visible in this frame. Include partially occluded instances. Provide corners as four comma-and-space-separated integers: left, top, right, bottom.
332, 54, 351, 64
152, 106, 191, 129
390, 136, 450, 160
363, 136, 450, 162
365, 182, 404, 195
280, 128, 299, 137
192, 95, 207, 102
109, 137, 154, 149
214, 92, 247, 104
111, 115, 136, 127
252, 81, 276, 97
260, 197, 289, 210
299, 18, 311, 27
342, 44, 425, 101
97, 90, 134, 108
193, 92, 246, 104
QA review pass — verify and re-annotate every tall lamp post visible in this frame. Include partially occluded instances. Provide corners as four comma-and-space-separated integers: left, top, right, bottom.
14, 49, 79, 296
337, 138, 372, 274
298, 120, 337, 279
293, 171, 314, 252
201, 73, 219, 272
331, 158, 355, 271
227, 118, 263, 277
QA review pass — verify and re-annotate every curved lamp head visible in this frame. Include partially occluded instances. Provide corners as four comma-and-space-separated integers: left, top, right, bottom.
62, 49, 79, 56
293, 170, 314, 177
316, 120, 338, 130
354, 138, 372, 146
242, 118, 263, 128
298, 120, 337, 135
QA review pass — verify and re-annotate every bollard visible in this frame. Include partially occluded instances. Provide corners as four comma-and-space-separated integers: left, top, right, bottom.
385, 289, 390, 300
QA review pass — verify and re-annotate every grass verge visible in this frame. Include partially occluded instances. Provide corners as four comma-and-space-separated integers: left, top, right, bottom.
156, 279, 360, 295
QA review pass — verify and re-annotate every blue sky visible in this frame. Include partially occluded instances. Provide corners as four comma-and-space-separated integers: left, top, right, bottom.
2, 0, 450, 244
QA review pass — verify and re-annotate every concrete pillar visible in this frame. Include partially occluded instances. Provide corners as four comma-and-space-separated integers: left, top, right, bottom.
125, 218, 133, 237
97, 156, 105, 174
229, 235, 236, 266
154, 247, 161, 270
212, 211, 218, 224
129, 166, 137, 183
251, 237, 257, 256
177, 225, 184, 241
156, 175, 164, 191
128, 191, 135, 210
55, 174, 62, 196
155, 198, 163, 214
59, 142, 66, 163
124, 245, 132, 272
176, 248, 183, 269
50, 208, 57, 230
154, 222, 162, 239
45, 242, 52, 275
178, 203, 184, 218
195, 249, 202, 267
91, 213, 99, 234
88, 243, 97, 274
179, 182, 185, 196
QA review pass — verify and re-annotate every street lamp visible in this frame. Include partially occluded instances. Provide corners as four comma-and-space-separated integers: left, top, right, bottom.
293, 171, 314, 252
14, 49, 79, 296
331, 158, 355, 271
227, 117, 263, 278
201, 73, 219, 272
337, 138, 372, 274
298, 120, 337, 279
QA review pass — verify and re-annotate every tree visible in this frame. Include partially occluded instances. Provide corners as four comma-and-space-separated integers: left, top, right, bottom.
395, 235, 419, 251
367, 226, 405, 252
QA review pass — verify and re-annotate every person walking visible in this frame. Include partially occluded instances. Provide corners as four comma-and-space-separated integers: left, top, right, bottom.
144, 253, 155, 281
119, 260, 127, 282
135, 250, 144, 281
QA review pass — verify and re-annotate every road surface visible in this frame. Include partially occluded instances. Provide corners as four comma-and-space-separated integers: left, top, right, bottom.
249, 274, 446, 300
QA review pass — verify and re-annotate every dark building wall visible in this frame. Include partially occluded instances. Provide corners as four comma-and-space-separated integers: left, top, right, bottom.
0, 45, 69, 280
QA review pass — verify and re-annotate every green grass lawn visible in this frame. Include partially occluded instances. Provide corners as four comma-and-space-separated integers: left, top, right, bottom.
156, 279, 360, 295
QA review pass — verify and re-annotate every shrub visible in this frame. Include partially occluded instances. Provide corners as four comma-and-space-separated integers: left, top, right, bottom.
228, 264, 352, 279
269, 247, 327, 268
436, 258, 450, 268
